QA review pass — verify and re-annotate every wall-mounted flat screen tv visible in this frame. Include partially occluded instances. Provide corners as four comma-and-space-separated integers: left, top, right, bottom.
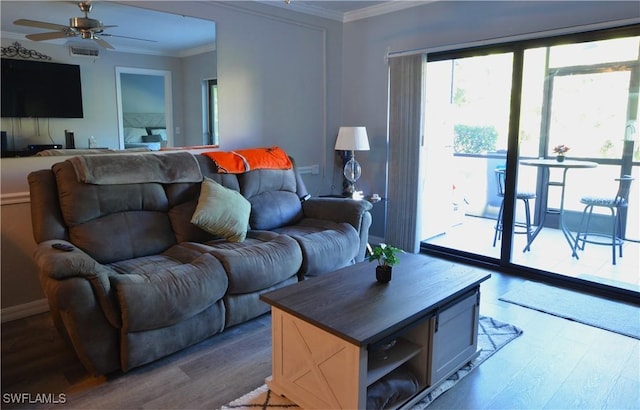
1, 58, 84, 118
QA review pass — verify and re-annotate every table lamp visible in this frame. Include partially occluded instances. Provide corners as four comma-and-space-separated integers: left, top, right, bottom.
335, 126, 370, 197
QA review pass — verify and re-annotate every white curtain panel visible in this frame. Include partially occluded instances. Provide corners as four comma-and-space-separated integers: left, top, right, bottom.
386, 53, 426, 253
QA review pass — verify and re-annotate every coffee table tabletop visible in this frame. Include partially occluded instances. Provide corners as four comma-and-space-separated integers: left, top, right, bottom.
260, 252, 491, 346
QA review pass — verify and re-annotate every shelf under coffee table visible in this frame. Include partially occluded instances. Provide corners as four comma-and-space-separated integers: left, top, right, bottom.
260, 252, 491, 409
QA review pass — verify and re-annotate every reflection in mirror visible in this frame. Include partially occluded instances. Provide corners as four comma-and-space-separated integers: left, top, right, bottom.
181, 46, 219, 147
0, 1, 217, 153
204, 79, 219, 146
116, 67, 173, 150
112, 5, 217, 149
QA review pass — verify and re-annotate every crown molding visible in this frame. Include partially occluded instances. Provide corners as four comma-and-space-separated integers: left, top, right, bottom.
343, 1, 435, 23
258, 1, 344, 21
260, 1, 434, 23
178, 42, 217, 58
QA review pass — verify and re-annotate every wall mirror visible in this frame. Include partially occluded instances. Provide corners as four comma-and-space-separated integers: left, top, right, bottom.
0, 1, 217, 151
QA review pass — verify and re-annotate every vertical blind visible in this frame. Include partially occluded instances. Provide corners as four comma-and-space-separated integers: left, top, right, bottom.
385, 54, 426, 253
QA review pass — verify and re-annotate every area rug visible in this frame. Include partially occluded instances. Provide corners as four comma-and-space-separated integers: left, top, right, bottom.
222, 316, 523, 409
499, 280, 640, 340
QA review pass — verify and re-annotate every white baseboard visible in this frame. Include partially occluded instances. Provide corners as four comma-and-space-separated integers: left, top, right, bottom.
1, 299, 49, 323
0, 191, 31, 205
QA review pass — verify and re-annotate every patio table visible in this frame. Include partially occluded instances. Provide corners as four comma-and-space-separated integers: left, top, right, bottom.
520, 159, 598, 257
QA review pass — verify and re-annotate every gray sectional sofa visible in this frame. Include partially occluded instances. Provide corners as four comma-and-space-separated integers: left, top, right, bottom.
28, 150, 372, 376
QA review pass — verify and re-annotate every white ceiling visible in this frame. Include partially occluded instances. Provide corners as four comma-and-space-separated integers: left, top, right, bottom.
0, 1, 428, 57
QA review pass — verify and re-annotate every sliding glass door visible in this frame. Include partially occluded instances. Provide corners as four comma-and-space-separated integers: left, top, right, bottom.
421, 27, 639, 295
422, 52, 514, 259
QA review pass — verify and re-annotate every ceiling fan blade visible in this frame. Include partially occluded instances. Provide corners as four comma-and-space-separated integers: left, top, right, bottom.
26, 31, 71, 41
14, 19, 68, 31
100, 33, 157, 43
93, 37, 114, 50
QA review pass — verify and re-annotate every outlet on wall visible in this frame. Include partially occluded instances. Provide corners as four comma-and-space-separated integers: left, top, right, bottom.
298, 164, 320, 175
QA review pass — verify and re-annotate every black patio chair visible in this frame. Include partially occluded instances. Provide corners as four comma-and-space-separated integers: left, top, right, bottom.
492, 167, 536, 251
572, 175, 634, 265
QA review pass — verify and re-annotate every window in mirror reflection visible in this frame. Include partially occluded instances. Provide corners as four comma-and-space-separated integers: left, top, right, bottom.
204, 79, 219, 145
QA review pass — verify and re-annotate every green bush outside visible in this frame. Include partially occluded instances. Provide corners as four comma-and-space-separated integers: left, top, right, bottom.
454, 124, 498, 154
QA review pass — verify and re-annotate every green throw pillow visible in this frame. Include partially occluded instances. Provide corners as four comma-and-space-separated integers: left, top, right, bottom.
191, 177, 251, 242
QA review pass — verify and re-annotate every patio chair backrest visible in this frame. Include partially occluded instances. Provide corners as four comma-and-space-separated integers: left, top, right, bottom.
495, 167, 506, 198
615, 175, 634, 207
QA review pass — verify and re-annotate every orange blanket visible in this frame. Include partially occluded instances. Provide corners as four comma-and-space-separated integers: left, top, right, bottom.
203, 146, 292, 174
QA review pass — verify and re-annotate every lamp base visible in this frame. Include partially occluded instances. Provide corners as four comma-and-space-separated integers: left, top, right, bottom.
342, 152, 362, 197
342, 182, 356, 197
342, 185, 363, 199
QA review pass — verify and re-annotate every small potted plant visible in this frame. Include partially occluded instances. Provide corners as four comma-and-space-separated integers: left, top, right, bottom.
367, 243, 404, 283
553, 144, 570, 162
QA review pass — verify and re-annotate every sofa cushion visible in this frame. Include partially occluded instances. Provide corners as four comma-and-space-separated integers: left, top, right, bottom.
239, 169, 303, 230
71, 211, 177, 264
54, 161, 170, 223
249, 191, 304, 231
207, 231, 302, 294
223, 275, 297, 328
191, 177, 251, 242
165, 181, 218, 243
169, 199, 218, 244
111, 253, 228, 332
52, 160, 177, 263
275, 219, 360, 277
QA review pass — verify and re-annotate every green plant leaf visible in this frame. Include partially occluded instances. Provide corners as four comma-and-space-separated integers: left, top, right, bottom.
368, 243, 404, 266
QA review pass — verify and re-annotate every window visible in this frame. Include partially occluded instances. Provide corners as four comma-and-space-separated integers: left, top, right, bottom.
203, 78, 219, 145
521, 36, 639, 161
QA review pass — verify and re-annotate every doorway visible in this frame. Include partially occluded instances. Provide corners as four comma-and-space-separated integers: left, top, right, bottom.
115, 67, 173, 149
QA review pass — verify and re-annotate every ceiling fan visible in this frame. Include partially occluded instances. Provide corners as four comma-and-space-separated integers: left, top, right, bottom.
13, 1, 155, 50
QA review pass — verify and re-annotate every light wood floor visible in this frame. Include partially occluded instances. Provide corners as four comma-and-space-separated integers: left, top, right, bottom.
2, 270, 639, 409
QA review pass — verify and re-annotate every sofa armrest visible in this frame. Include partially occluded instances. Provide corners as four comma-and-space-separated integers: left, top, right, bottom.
302, 197, 373, 261
303, 197, 372, 226
35, 240, 110, 280
34, 241, 122, 375
34, 240, 121, 328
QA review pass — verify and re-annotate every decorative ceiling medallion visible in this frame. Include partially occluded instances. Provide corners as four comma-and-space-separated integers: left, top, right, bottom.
1, 42, 52, 60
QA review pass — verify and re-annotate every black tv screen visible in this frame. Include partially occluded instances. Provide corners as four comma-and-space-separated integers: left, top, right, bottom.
1, 58, 84, 118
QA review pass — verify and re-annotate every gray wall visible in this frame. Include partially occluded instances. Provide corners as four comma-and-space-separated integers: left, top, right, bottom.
182, 50, 217, 147
121, 73, 165, 113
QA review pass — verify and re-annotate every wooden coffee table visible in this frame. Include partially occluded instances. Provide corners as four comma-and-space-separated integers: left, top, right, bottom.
260, 252, 491, 409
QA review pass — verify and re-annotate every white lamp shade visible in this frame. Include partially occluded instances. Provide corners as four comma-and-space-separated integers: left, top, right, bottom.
335, 126, 370, 151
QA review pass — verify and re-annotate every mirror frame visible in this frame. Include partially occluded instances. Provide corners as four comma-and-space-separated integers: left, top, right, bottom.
115, 66, 174, 150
